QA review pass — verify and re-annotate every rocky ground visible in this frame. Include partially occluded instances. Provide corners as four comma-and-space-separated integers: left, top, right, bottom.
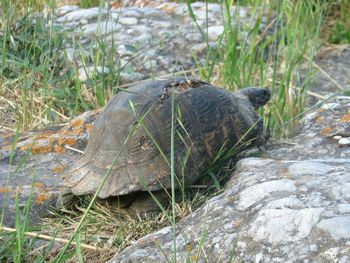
0, 1, 350, 262
53, 2, 274, 83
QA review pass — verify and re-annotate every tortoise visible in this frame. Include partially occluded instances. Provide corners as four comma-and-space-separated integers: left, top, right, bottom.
63, 77, 270, 213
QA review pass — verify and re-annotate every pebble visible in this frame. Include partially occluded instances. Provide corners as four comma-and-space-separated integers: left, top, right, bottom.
119, 17, 138, 25
207, 25, 224, 41
309, 244, 318, 252
82, 21, 121, 37
78, 66, 109, 81
318, 216, 350, 240
55, 5, 79, 16
321, 247, 340, 261
57, 8, 105, 23
338, 137, 350, 146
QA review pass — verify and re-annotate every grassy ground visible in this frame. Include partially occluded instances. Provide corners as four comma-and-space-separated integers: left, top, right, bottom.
0, 0, 345, 262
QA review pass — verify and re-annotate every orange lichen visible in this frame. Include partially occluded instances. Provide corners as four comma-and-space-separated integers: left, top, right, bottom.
0, 187, 12, 193
57, 137, 77, 146
340, 112, 350, 122
36, 194, 50, 204
35, 132, 54, 139
190, 255, 198, 262
86, 123, 93, 133
320, 127, 333, 136
63, 118, 84, 135
53, 144, 66, 153
185, 244, 193, 252
52, 165, 65, 174
315, 116, 325, 123
33, 182, 45, 189
31, 140, 53, 154
71, 118, 84, 129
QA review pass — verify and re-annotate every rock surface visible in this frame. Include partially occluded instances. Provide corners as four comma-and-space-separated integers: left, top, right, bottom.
52, 2, 275, 83
0, 110, 98, 226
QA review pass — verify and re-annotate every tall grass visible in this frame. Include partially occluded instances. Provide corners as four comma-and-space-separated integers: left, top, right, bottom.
188, 0, 325, 137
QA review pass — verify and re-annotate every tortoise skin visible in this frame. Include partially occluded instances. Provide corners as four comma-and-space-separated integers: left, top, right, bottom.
64, 78, 270, 199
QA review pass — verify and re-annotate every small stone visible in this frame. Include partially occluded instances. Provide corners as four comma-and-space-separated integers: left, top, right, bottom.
143, 60, 158, 71
185, 32, 203, 42
120, 10, 140, 17
309, 244, 318, 252
236, 241, 246, 249
255, 252, 263, 263
318, 216, 350, 240
288, 161, 333, 176
321, 103, 339, 110
239, 8, 248, 18
78, 66, 109, 82
237, 157, 274, 170
119, 17, 138, 25
119, 72, 145, 84
339, 256, 349, 263
57, 8, 104, 23
322, 247, 340, 261
207, 26, 224, 41
153, 21, 172, 28
117, 45, 135, 56
238, 179, 296, 210
191, 43, 207, 54
134, 34, 151, 43
333, 135, 342, 140
55, 5, 80, 17
338, 137, 350, 146
338, 204, 350, 213
132, 25, 150, 33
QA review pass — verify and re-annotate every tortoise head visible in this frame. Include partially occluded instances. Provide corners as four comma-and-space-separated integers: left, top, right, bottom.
239, 87, 271, 109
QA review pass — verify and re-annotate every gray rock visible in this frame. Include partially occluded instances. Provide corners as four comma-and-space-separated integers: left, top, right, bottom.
78, 66, 109, 81
56, 8, 105, 23
81, 21, 120, 37
318, 217, 350, 240
288, 161, 333, 176
0, 110, 99, 226
237, 179, 296, 210
338, 137, 350, 146
248, 208, 323, 244
207, 25, 224, 41
55, 5, 80, 17
119, 17, 138, 26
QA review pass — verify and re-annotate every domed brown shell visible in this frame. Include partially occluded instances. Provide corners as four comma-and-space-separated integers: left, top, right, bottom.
64, 77, 269, 198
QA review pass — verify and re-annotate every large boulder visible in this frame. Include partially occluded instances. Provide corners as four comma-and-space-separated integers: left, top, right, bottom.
0, 110, 99, 226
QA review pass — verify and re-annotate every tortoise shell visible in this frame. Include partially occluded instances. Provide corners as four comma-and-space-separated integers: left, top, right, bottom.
64, 77, 270, 198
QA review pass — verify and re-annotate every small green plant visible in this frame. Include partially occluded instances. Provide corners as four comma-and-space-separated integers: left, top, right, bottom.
329, 21, 350, 44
